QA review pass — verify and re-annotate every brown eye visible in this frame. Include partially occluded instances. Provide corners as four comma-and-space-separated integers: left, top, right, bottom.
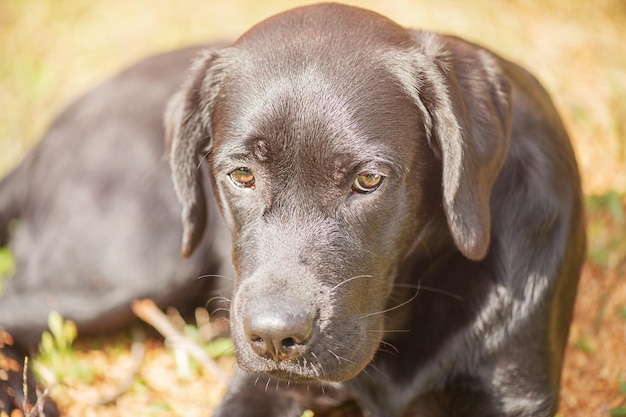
228, 168, 256, 189
352, 172, 384, 194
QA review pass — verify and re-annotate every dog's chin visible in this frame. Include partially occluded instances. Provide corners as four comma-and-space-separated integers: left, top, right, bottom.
239, 361, 365, 383
234, 347, 374, 383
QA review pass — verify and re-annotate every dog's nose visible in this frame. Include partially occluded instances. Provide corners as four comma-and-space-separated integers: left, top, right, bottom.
243, 301, 314, 363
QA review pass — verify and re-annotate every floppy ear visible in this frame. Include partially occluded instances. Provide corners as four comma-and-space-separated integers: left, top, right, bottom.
403, 32, 512, 260
167, 51, 225, 258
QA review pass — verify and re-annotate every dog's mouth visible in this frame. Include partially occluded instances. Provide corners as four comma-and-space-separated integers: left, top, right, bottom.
236, 349, 369, 383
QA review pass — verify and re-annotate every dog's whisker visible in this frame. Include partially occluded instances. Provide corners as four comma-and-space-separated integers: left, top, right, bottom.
208, 309, 231, 320
310, 352, 328, 380
393, 283, 464, 302
365, 360, 389, 381
376, 347, 400, 357
326, 350, 358, 367
328, 348, 354, 366
331, 274, 374, 291
367, 329, 411, 334
197, 273, 236, 282
378, 340, 400, 355
208, 306, 231, 313
196, 150, 212, 170
203, 294, 232, 314
359, 289, 419, 320
326, 349, 343, 365
207, 295, 233, 305
206, 294, 232, 304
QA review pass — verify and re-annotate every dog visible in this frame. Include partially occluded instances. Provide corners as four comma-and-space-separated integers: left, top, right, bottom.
167, 3, 585, 416
0, 3, 584, 416
0, 46, 232, 414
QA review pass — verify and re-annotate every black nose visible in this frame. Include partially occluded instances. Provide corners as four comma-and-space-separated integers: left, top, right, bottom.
243, 301, 314, 363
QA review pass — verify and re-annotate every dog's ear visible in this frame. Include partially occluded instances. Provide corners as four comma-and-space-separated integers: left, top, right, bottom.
399, 32, 512, 260
167, 51, 225, 258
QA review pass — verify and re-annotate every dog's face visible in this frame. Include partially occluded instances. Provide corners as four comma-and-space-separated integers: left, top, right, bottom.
168, 4, 511, 383
207, 39, 440, 382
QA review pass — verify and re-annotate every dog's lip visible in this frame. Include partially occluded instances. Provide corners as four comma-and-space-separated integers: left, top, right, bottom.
238, 352, 365, 383
237, 350, 341, 382
239, 356, 320, 381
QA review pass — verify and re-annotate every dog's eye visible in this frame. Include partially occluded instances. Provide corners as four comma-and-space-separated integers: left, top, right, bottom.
228, 168, 256, 189
352, 172, 384, 194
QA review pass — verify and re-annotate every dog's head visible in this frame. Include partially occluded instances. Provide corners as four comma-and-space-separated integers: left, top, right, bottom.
168, 3, 511, 382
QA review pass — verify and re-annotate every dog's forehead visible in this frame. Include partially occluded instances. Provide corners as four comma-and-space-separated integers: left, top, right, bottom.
212, 59, 420, 175
211, 10, 422, 172
235, 3, 414, 52
206, 3, 429, 178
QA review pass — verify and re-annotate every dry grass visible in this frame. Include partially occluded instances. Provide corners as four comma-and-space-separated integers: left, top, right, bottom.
1, 0, 625, 416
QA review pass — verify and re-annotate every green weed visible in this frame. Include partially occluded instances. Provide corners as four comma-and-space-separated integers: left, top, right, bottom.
618, 374, 626, 395
611, 407, 626, 416
573, 337, 594, 354
610, 373, 626, 416
34, 311, 94, 384
0, 246, 15, 295
586, 192, 626, 269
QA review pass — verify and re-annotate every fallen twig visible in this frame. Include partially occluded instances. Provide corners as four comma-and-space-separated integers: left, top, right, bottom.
22, 356, 54, 417
131, 299, 229, 386
93, 326, 147, 406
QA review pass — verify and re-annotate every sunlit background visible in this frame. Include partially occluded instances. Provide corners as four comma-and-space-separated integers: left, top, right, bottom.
1, 1, 625, 416
1, 0, 625, 194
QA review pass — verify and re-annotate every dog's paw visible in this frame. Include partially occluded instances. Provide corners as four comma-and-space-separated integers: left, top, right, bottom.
0, 328, 58, 417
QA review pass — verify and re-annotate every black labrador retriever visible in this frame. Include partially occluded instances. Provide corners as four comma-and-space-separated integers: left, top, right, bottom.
0, 3, 584, 416
168, 3, 585, 417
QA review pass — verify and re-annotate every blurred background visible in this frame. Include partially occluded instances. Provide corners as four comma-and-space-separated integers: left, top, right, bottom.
1, 0, 625, 193
1, 1, 625, 416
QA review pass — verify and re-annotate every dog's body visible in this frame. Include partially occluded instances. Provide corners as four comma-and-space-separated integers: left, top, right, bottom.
0, 45, 233, 414
1, 3, 584, 416
0, 46, 233, 347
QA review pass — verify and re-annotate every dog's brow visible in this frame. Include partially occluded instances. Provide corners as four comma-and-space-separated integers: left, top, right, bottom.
360, 154, 406, 177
